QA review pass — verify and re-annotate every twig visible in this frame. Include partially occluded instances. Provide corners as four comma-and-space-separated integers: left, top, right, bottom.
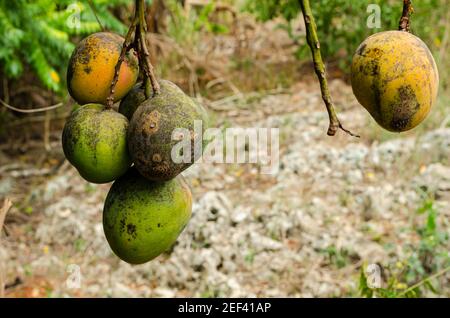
0, 198, 13, 298
87, 0, 105, 32
299, 0, 358, 137
106, 15, 138, 108
44, 111, 51, 152
136, 0, 160, 98
398, 0, 414, 32
0, 98, 64, 114
398, 265, 450, 297
106, 0, 160, 108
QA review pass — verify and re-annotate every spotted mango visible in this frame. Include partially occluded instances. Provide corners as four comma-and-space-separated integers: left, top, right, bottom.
351, 31, 439, 132
67, 32, 139, 105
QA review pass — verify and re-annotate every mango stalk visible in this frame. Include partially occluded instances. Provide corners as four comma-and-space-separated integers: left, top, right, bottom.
299, 0, 359, 137
106, 0, 160, 109
399, 0, 414, 32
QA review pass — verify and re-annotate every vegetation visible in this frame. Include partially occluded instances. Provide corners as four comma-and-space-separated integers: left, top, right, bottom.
1, 1, 448, 94
0, 0, 129, 93
244, 0, 448, 84
0, 0, 448, 298
360, 193, 449, 298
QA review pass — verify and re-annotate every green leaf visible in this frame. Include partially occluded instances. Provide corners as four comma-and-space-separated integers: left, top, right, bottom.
424, 280, 438, 294
5, 57, 23, 78
426, 210, 437, 233
358, 266, 373, 298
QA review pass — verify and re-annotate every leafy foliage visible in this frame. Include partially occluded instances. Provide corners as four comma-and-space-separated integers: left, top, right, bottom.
244, 0, 448, 74
359, 193, 450, 298
0, 0, 129, 93
165, 0, 229, 47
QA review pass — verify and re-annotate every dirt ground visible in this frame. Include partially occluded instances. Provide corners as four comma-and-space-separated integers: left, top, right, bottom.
1, 79, 449, 297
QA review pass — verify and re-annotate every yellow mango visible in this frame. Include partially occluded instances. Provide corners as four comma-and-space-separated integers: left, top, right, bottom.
67, 32, 139, 105
351, 31, 439, 132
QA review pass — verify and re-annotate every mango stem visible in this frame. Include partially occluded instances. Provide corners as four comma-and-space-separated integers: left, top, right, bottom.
106, 0, 160, 109
399, 0, 414, 32
136, 0, 160, 98
106, 15, 137, 109
299, 0, 359, 137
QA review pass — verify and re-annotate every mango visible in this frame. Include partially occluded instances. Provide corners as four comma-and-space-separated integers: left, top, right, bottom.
118, 83, 147, 120
67, 32, 139, 105
103, 168, 192, 264
62, 104, 131, 183
127, 80, 209, 181
119, 80, 195, 120
351, 31, 439, 132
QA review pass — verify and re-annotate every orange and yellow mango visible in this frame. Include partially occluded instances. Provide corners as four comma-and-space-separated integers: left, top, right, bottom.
67, 32, 139, 105
351, 31, 439, 132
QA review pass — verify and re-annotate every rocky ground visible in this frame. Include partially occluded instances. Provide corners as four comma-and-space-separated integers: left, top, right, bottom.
1, 79, 449, 297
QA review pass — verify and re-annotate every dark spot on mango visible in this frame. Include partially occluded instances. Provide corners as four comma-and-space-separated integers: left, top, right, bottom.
351, 31, 438, 132
365, 47, 383, 59
389, 85, 420, 131
127, 223, 137, 239
127, 80, 209, 181
363, 59, 379, 76
61, 104, 131, 183
102, 168, 193, 264
356, 43, 366, 56
84, 66, 92, 74
66, 32, 139, 105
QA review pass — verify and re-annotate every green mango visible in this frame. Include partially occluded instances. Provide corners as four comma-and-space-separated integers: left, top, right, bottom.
118, 83, 146, 120
62, 104, 131, 183
127, 80, 209, 181
118, 80, 198, 120
103, 167, 192, 264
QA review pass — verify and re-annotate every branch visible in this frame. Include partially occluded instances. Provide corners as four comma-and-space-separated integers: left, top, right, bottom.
136, 0, 160, 98
398, 265, 450, 297
106, 0, 160, 108
0, 98, 64, 114
87, 0, 105, 31
299, 0, 359, 137
399, 0, 414, 32
106, 15, 138, 108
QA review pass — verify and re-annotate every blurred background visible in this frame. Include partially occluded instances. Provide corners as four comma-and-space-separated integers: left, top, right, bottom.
0, 0, 449, 297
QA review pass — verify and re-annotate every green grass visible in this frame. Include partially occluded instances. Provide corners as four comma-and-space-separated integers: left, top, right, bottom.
359, 192, 450, 298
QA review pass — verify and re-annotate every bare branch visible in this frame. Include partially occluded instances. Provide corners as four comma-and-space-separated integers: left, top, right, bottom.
299, 0, 359, 137
136, 0, 160, 97
107, 0, 160, 107
0, 98, 64, 114
87, 0, 105, 31
106, 15, 138, 109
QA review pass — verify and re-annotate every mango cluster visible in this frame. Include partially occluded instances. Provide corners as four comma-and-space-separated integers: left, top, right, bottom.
62, 32, 208, 264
